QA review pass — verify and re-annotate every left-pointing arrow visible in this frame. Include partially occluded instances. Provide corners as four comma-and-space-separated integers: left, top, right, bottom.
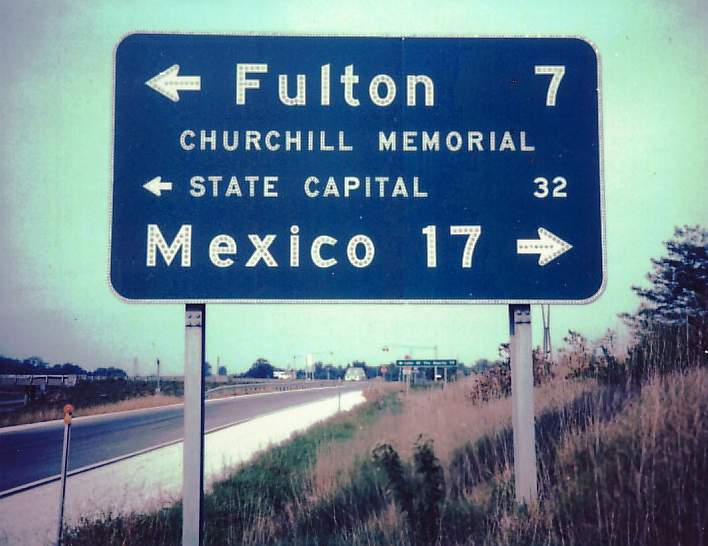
145, 64, 201, 102
143, 176, 173, 197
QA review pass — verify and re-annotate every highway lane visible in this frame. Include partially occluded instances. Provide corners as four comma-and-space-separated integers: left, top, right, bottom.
0, 384, 363, 493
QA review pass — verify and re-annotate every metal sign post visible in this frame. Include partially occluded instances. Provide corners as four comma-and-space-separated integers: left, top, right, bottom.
56, 404, 74, 546
509, 304, 538, 504
183, 304, 205, 545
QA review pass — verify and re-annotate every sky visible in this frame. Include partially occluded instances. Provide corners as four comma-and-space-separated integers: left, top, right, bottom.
0, 0, 706, 375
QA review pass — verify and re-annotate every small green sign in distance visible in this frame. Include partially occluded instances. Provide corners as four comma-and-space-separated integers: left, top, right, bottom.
396, 359, 458, 367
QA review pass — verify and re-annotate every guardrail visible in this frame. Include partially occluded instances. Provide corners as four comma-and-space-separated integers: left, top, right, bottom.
0, 375, 79, 387
128, 375, 296, 384
205, 379, 343, 399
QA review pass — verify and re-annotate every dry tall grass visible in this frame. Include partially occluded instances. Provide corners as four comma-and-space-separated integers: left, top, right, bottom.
543, 367, 707, 546
310, 369, 596, 501
302, 367, 706, 546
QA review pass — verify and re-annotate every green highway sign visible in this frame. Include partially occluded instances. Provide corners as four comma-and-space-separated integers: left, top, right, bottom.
396, 359, 457, 367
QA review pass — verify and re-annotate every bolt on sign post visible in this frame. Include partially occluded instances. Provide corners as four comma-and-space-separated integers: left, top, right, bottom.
110, 35, 603, 537
56, 404, 74, 546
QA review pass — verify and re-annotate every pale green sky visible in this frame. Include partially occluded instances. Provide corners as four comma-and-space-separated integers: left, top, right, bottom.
0, 0, 706, 374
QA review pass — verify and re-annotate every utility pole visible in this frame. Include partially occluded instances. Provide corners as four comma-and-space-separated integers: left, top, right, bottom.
156, 358, 161, 394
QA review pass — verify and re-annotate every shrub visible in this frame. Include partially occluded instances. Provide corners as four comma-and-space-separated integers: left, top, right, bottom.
373, 436, 446, 545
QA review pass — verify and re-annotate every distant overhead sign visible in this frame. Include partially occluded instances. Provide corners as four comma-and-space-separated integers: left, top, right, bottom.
396, 359, 458, 368
110, 34, 604, 303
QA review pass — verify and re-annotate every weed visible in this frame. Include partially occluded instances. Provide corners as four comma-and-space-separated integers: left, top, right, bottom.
373, 437, 447, 545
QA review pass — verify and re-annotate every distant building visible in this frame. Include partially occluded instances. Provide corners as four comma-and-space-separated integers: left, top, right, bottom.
218, 366, 227, 376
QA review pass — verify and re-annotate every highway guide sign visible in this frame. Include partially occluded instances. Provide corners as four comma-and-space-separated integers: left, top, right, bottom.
109, 34, 604, 303
396, 359, 458, 368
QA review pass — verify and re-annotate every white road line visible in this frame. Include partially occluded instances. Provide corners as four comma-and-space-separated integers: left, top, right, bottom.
0, 386, 352, 499
0, 385, 347, 434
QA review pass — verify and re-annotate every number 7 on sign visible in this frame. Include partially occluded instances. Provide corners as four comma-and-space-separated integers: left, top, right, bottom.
534, 65, 565, 106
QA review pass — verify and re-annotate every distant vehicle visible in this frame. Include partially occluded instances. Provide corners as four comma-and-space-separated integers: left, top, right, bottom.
273, 370, 295, 380
344, 367, 366, 382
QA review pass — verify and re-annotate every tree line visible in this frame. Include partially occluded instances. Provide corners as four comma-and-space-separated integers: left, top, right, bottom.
0, 355, 127, 378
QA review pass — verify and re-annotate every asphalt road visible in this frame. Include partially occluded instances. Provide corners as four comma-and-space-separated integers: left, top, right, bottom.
0, 384, 362, 493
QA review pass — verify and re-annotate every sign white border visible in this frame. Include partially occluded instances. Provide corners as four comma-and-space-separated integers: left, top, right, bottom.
107, 32, 606, 305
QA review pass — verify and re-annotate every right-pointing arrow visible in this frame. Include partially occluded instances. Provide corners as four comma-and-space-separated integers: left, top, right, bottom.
517, 228, 572, 266
143, 176, 173, 197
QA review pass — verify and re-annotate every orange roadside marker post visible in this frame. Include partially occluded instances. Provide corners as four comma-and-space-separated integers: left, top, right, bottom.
57, 403, 74, 545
